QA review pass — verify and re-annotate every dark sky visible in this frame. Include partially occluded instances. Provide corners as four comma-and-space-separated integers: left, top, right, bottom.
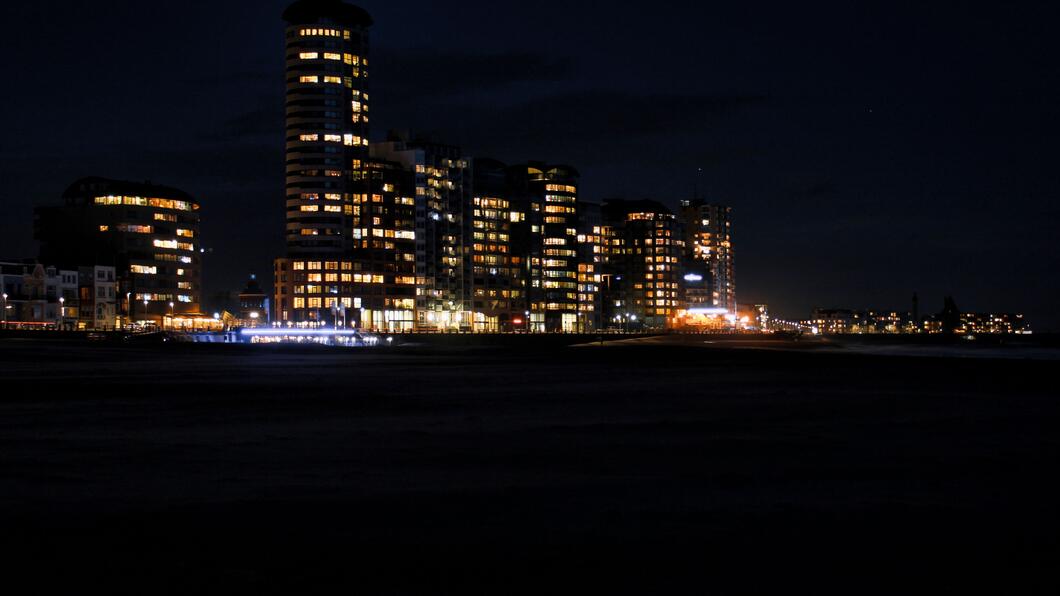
2, 1, 1058, 329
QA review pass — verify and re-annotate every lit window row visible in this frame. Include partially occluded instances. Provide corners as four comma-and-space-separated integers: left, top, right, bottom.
298, 28, 348, 39
94, 196, 196, 212
153, 239, 195, 252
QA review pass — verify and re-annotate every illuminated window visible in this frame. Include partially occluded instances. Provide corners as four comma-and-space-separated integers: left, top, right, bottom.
299, 52, 319, 60
117, 224, 153, 234
177, 229, 194, 238
323, 76, 342, 85
98, 225, 109, 232
300, 75, 319, 84
130, 265, 157, 275
300, 134, 319, 142
324, 52, 341, 61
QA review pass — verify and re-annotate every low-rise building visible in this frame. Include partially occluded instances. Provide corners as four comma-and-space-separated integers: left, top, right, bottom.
0, 261, 79, 329
238, 275, 269, 328
78, 266, 118, 331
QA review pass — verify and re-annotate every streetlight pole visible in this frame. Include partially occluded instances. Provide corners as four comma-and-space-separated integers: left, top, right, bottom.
2, 293, 7, 330
59, 297, 65, 330
168, 301, 175, 331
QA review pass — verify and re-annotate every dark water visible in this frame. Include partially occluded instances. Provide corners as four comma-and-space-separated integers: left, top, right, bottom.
2, 340, 1058, 594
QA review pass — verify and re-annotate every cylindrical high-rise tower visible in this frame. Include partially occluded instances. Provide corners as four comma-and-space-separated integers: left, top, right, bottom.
282, 0, 372, 254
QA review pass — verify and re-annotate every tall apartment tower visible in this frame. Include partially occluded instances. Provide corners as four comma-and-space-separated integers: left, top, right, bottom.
601, 199, 683, 329
277, 1, 422, 330
372, 133, 473, 331
470, 158, 522, 332
282, 0, 372, 253
508, 163, 582, 333
680, 200, 736, 313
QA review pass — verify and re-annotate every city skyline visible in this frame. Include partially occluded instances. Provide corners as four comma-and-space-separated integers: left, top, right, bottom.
1, 1, 1057, 329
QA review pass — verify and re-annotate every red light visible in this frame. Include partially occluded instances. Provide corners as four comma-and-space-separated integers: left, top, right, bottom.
513, 318, 524, 325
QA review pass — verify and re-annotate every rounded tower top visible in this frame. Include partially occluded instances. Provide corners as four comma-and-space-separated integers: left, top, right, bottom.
282, 0, 373, 27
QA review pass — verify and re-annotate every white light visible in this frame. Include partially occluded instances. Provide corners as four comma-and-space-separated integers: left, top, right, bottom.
683, 273, 703, 282
687, 307, 729, 316
249, 312, 260, 319
213, 313, 221, 320
242, 328, 363, 337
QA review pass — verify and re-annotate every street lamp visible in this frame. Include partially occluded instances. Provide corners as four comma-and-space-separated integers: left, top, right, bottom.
59, 297, 66, 329
1, 293, 7, 329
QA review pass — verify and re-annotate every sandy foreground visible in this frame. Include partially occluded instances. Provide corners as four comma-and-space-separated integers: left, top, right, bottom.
1, 338, 1058, 594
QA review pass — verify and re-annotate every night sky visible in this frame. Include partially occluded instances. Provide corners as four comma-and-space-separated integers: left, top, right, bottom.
2, 1, 1058, 329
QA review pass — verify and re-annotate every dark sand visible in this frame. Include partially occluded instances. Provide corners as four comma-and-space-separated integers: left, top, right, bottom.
1, 338, 1058, 594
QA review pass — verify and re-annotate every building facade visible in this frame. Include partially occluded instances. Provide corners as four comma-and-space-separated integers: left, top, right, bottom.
283, 0, 372, 254
274, 158, 418, 331
469, 158, 523, 332
78, 266, 118, 331
35, 177, 203, 326
277, 1, 418, 332
680, 200, 736, 313
600, 200, 683, 330
237, 275, 270, 327
0, 261, 109, 330
508, 163, 583, 333
372, 134, 473, 331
